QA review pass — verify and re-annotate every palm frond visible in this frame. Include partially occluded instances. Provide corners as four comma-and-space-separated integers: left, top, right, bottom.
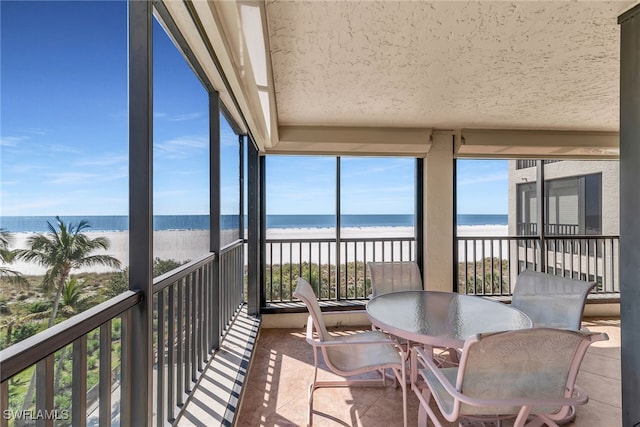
0, 229, 14, 249
0, 268, 30, 287
73, 254, 121, 269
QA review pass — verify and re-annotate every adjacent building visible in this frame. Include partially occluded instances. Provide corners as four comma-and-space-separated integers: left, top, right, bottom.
508, 160, 619, 237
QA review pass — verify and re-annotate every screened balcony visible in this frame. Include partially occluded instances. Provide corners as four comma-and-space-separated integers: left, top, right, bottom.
1, 1, 639, 427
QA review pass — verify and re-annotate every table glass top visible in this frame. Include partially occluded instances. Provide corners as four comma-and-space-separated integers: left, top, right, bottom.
366, 291, 532, 346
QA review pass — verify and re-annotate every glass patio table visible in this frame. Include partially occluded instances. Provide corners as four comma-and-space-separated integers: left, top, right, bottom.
366, 290, 532, 349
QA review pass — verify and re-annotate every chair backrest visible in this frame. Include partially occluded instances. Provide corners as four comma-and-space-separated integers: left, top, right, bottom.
367, 261, 423, 298
456, 328, 608, 416
293, 278, 330, 341
511, 270, 596, 330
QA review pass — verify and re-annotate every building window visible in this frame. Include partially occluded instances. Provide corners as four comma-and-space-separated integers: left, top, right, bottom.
584, 173, 602, 234
516, 183, 537, 235
516, 173, 602, 236
545, 174, 601, 235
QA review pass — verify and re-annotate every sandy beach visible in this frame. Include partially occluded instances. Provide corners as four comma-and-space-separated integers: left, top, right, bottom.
5, 225, 508, 275
8, 230, 212, 276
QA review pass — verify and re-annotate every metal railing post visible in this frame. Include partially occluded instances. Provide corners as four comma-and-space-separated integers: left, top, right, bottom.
336, 157, 341, 300
536, 161, 546, 271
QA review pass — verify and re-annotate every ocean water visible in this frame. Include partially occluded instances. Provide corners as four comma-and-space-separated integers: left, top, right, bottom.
457, 214, 508, 226
0, 214, 507, 233
0, 215, 237, 233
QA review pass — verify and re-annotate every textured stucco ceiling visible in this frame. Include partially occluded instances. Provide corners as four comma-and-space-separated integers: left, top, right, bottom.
265, 0, 633, 132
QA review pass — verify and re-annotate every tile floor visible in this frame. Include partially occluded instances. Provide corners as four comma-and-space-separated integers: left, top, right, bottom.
236, 318, 621, 427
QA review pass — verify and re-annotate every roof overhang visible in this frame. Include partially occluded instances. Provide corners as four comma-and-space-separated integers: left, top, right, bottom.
159, 0, 632, 158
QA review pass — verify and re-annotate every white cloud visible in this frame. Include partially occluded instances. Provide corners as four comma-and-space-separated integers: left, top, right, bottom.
49, 144, 82, 154
25, 128, 49, 135
47, 172, 101, 184
0, 136, 28, 147
76, 154, 128, 167
0, 130, 50, 147
167, 112, 203, 122
155, 136, 207, 158
154, 112, 203, 122
457, 172, 508, 186
0, 196, 68, 216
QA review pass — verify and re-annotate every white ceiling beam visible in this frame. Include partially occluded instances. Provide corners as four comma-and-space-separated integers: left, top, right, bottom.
272, 126, 432, 156
456, 129, 619, 159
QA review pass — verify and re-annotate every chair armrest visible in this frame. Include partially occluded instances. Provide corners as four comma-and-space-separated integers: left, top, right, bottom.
456, 386, 589, 408
305, 315, 400, 348
320, 310, 367, 316
412, 346, 590, 408
309, 336, 398, 347
413, 346, 460, 396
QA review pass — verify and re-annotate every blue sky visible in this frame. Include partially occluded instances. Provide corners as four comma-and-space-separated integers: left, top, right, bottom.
457, 159, 508, 214
1, 1, 507, 218
265, 156, 420, 215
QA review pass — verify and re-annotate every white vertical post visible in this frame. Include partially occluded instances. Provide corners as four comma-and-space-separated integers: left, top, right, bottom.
423, 131, 454, 291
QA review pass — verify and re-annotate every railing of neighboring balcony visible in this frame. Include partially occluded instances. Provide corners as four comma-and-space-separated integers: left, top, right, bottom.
517, 222, 581, 236
264, 236, 416, 303
0, 240, 244, 427
516, 160, 563, 169
456, 235, 620, 298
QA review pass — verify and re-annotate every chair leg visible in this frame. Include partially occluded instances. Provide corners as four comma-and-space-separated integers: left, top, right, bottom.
546, 405, 576, 425
418, 388, 443, 427
307, 382, 314, 427
447, 347, 460, 365
400, 362, 407, 427
527, 414, 561, 427
514, 406, 533, 427
308, 349, 321, 427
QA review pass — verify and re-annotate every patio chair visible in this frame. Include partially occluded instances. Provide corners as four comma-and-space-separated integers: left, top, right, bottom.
293, 278, 407, 427
512, 270, 596, 330
410, 328, 608, 427
368, 261, 423, 298
366, 261, 458, 365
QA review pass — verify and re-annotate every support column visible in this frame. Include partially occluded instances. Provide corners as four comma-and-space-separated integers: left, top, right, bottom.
127, 0, 153, 425
423, 131, 454, 292
618, 5, 640, 426
247, 139, 261, 315
209, 91, 221, 349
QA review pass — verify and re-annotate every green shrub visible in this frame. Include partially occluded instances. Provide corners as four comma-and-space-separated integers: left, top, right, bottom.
28, 300, 52, 313
12, 322, 40, 343
153, 257, 184, 277
105, 268, 129, 298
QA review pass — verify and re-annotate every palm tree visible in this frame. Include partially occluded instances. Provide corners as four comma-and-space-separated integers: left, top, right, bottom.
13, 216, 121, 418
59, 277, 90, 317
0, 229, 29, 286
14, 216, 121, 327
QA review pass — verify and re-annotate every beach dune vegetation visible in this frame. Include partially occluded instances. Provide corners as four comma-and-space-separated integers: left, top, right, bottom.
459, 257, 510, 295
266, 261, 372, 301
12, 216, 121, 416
